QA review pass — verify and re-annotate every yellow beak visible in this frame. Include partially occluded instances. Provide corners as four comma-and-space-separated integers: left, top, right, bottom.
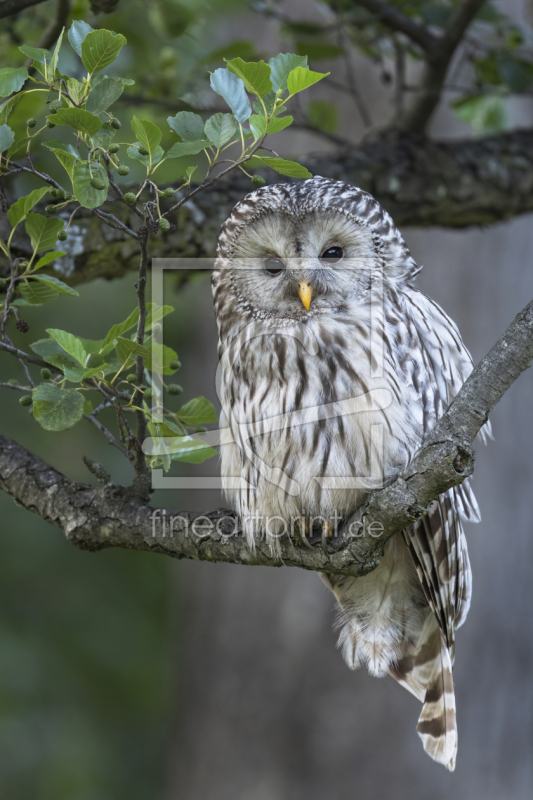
298, 281, 313, 311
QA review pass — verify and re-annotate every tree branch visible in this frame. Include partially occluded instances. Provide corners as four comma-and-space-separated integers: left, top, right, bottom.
4, 128, 531, 286
1, 298, 531, 576
395, 0, 487, 131
0, 0, 47, 20
354, 0, 437, 52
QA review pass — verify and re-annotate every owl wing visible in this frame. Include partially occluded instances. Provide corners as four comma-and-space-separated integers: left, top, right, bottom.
397, 287, 488, 648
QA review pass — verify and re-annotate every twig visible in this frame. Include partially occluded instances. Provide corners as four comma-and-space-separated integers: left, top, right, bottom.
82, 413, 133, 461
132, 236, 151, 498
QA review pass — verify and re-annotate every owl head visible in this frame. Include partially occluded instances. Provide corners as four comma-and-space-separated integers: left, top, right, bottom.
212, 177, 419, 333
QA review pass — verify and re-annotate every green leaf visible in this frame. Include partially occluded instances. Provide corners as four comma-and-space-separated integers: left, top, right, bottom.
0, 94, 23, 126
81, 29, 127, 74
145, 303, 174, 330
253, 156, 311, 178
308, 100, 337, 133
269, 53, 308, 92
101, 307, 139, 350
68, 20, 95, 57
50, 107, 102, 137
165, 140, 211, 158
49, 26, 64, 78
66, 77, 86, 105
34, 275, 79, 296
287, 66, 329, 96
248, 114, 293, 139
0, 123, 15, 153
225, 58, 272, 97
294, 41, 342, 60
85, 77, 124, 114
167, 111, 205, 141
46, 328, 87, 365
43, 140, 78, 180
168, 436, 216, 463
30, 338, 91, 381
203, 39, 259, 64
0, 67, 28, 97
7, 187, 50, 228
32, 384, 85, 431
73, 161, 108, 209
144, 343, 178, 375
115, 337, 151, 364
6, 135, 32, 158
210, 68, 251, 123
18, 45, 51, 65
34, 250, 66, 270
204, 112, 236, 147
177, 396, 217, 426
25, 213, 65, 252
499, 54, 533, 92
130, 116, 162, 167
127, 142, 164, 167
452, 94, 507, 134
17, 281, 59, 305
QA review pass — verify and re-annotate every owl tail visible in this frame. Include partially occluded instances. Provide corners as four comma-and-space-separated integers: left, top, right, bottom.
390, 613, 457, 771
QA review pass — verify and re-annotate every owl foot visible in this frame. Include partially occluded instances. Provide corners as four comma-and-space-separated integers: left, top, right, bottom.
321, 521, 333, 553
294, 517, 314, 550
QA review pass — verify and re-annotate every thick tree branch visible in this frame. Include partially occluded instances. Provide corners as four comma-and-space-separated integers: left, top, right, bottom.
355, 0, 436, 52
395, 0, 487, 131
1, 299, 531, 577
3, 129, 532, 286
0, 0, 47, 20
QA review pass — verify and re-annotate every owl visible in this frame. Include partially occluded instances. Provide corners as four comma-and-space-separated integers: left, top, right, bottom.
212, 177, 489, 771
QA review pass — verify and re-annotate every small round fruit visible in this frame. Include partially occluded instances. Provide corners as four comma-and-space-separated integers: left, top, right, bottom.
144, 388, 154, 400
19, 395, 32, 407
251, 175, 266, 187
49, 99, 62, 111
110, 118, 122, 129
169, 359, 181, 370
108, 144, 120, 154
162, 188, 175, 199
90, 178, 106, 191
158, 218, 170, 232
178, 175, 188, 184
138, 146, 149, 156
26, 118, 37, 128
126, 374, 137, 383
124, 192, 137, 205
46, 120, 55, 128
41, 368, 52, 380
50, 188, 60, 198
45, 205, 59, 215
168, 384, 183, 395
117, 165, 130, 176
195, 425, 208, 433
151, 322, 163, 337
57, 230, 68, 241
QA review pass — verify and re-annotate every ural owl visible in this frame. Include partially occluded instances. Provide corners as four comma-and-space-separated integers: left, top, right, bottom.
212, 177, 489, 770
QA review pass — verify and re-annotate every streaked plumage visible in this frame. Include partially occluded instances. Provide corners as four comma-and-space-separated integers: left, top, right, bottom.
212, 177, 489, 770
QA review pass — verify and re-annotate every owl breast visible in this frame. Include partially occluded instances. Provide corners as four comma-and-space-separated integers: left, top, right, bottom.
218, 299, 422, 546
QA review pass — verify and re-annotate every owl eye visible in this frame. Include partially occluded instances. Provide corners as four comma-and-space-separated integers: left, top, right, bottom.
264, 257, 286, 276
320, 246, 344, 264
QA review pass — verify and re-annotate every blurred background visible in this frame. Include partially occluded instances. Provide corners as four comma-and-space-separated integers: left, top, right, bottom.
1, 0, 532, 798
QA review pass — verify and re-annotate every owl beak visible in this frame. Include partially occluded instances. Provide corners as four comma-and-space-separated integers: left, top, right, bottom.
298, 280, 313, 311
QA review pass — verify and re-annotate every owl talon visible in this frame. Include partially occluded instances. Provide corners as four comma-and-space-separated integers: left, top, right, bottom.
296, 517, 314, 549
322, 521, 333, 553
